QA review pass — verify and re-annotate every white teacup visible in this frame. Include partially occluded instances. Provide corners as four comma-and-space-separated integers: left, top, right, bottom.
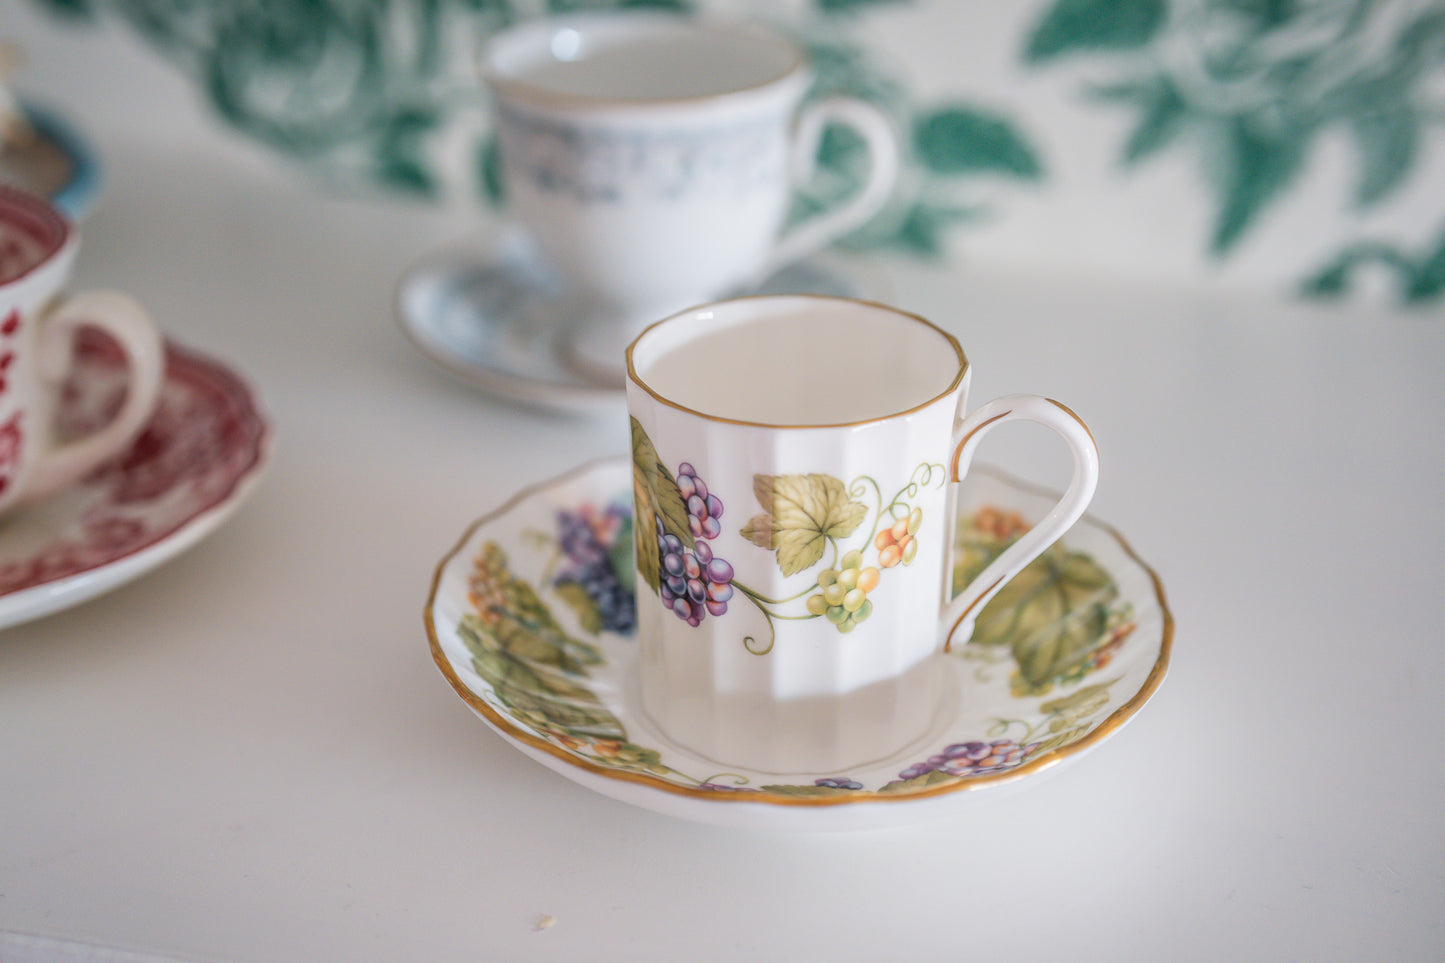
0, 187, 163, 516
625, 296, 1100, 774
482, 13, 899, 376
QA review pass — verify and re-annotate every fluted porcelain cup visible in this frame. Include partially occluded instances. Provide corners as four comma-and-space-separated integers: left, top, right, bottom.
625, 296, 1100, 774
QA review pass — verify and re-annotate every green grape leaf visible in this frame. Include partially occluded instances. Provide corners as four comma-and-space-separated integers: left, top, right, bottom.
1032, 725, 1088, 756
1024, 0, 1166, 62
746, 473, 868, 576
461, 610, 593, 678
1028, 679, 1120, 753
509, 687, 626, 740
969, 547, 1117, 694
1040, 679, 1116, 724
554, 581, 603, 634
757, 783, 858, 798
608, 512, 636, 598
631, 417, 693, 593
914, 106, 1043, 179
459, 600, 624, 742
466, 639, 594, 706
739, 515, 774, 548
954, 508, 1122, 695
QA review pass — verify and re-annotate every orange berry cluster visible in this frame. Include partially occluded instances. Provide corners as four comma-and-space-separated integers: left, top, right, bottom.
875, 507, 922, 568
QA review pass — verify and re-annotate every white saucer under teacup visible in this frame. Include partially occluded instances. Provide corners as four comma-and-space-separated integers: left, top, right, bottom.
393, 230, 883, 413
424, 458, 1171, 832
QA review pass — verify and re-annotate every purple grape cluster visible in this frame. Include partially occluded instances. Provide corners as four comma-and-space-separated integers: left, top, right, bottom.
678, 462, 723, 539
897, 739, 1035, 781
554, 505, 636, 634
656, 463, 734, 627
814, 777, 863, 790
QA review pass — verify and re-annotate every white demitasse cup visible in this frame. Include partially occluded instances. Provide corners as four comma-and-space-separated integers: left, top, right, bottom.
481, 13, 899, 378
0, 186, 163, 517
625, 296, 1100, 774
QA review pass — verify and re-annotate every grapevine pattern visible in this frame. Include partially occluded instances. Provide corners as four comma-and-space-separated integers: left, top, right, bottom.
450, 481, 1142, 798
633, 429, 943, 655
547, 502, 636, 635
655, 463, 736, 627
733, 462, 945, 654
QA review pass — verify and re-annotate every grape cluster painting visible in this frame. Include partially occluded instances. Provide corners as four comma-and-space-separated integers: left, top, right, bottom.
630, 418, 945, 654
437, 460, 1158, 801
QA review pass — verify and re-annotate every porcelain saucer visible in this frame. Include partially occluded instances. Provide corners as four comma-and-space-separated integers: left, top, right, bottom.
0, 332, 270, 629
394, 231, 884, 415
0, 103, 102, 219
426, 458, 1171, 833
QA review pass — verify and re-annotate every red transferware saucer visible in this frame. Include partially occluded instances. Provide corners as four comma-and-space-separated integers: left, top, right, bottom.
0, 331, 269, 628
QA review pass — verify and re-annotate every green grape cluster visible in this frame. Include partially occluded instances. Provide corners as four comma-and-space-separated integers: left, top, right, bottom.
806, 549, 881, 634
468, 542, 548, 626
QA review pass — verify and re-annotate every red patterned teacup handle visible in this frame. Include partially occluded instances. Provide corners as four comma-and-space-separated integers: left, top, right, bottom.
25, 291, 164, 499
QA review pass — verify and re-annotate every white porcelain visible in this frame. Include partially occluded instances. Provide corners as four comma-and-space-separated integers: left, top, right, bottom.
393, 231, 879, 412
624, 295, 1099, 773
0, 334, 268, 629
481, 12, 900, 372
0, 186, 162, 517
425, 458, 1170, 833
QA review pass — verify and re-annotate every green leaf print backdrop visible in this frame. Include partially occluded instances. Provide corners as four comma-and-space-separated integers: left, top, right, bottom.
30, 0, 1445, 306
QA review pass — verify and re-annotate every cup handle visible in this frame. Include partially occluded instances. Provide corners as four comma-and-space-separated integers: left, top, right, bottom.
26, 291, 165, 499
940, 394, 1100, 652
761, 96, 900, 277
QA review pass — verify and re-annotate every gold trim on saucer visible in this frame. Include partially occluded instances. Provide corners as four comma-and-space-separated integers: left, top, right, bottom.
424, 459, 1173, 811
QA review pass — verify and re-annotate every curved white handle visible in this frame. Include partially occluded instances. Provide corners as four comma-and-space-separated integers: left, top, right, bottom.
26, 291, 164, 499
940, 394, 1099, 652
763, 96, 899, 276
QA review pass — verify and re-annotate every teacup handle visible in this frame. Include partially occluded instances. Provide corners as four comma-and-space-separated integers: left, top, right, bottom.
940, 394, 1100, 652
762, 96, 900, 276
26, 291, 164, 499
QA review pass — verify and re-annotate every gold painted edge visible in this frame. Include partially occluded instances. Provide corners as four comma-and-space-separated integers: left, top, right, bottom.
1046, 397, 1097, 447
625, 294, 969, 430
423, 459, 1174, 809
948, 408, 1012, 482
941, 574, 1004, 654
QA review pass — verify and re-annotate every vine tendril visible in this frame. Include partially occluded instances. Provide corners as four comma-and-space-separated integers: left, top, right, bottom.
699, 773, 751, 787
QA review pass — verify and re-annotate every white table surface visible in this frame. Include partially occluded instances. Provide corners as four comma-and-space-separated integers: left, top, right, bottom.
4, 8, 1444, 962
